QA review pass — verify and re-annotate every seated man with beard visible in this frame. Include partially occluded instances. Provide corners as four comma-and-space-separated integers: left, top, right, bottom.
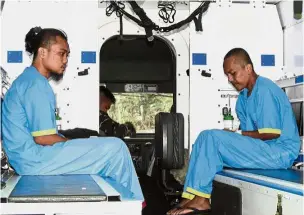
1, 26, 144, 201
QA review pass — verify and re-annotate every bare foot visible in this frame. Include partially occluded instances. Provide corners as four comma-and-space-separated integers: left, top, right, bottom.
166, 198, 191, 215
173, 196, 211, 215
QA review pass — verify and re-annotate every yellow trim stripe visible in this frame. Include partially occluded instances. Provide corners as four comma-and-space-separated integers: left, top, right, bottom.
258, 128, 281, 134
186, 187, 211, 199
182, 192, 195, 200
32, 129, 57, 137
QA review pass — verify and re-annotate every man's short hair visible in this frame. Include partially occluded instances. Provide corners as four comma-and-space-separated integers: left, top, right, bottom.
223, 48, 254, 70
100, 86, 116, 104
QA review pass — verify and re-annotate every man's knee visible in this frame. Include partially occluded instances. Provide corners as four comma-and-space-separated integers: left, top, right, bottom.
95, 137, 127, 153
194, 129, 223, 146
200, 129, 228, 137
193, 130, 211, 147
107, 138, 132, 160
197, 129, 215, 139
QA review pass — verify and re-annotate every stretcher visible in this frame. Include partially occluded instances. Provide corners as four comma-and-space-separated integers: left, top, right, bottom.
1, 173, 142, 215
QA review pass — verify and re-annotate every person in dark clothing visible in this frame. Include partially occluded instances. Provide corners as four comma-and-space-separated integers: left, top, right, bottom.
99, 86, 136, 138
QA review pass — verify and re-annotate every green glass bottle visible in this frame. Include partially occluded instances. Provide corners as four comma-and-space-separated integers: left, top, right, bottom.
56, 114, 62, 121
55, 108, 62, 120
223, 106, 234, 130
224, 115, 234, 121
275, 194, 282, 215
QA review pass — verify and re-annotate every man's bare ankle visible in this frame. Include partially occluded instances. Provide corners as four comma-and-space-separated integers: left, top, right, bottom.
180, 198, 190, 202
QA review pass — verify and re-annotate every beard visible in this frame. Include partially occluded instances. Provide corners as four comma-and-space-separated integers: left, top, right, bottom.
49, 71, 64, 82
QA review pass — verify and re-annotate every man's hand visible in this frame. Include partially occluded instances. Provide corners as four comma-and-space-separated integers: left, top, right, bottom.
223, 128, 234, 132
223, 128, 238, 132
34, 134, 68, 146
223, 120, 240, 133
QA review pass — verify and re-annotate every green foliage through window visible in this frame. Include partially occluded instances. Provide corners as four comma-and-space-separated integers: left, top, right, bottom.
108, 93, 173, 133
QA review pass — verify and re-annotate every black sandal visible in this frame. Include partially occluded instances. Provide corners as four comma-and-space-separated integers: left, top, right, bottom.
177, 207, 212, 215
166, 205, 183, 215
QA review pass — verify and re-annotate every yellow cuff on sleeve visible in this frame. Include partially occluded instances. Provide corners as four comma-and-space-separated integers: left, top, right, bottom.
32, 129, 57, 137
186, 187, 211, 199
258, 128, 281, 134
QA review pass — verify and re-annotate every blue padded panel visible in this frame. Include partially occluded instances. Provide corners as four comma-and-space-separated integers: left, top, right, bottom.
218, 169, 303, 196
261, 54, 275, 66
295, 75, 303, 84
81, 51, 96, 63
9, 175, 107, 202
239, 169, 303, 184
7, 51, 23, 63
192, 53, 207, 65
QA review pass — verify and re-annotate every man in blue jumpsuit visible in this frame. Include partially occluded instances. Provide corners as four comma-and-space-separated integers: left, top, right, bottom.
1, 26, 144, 201
168, 48, 300, 215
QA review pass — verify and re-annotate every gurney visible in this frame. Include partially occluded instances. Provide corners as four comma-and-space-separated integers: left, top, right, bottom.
1, 172, 142, 215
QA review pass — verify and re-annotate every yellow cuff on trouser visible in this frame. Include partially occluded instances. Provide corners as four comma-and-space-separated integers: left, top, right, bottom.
186, 187, 211, 199
182, 192, 195, 200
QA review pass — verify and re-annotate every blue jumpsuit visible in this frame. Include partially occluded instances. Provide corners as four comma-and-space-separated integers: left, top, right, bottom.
1, 66, 144, 201
182, 76, 301, 200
